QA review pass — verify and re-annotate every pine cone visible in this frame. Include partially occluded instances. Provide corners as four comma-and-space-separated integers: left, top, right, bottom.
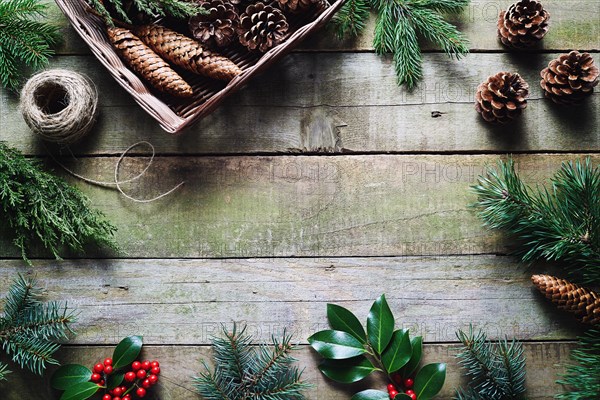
532, 274, 600, 325
189, 0, 239, 48
238, 2, 289, 52
540, 51, 599, 105
276, 0, 324, 13
106, 27, 193, 98
475, 72, 529, 124
498, 0, 550, 48
134, 25, 242, 81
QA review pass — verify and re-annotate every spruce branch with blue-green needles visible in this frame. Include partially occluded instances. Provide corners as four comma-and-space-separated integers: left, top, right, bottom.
0, 274, 76, 380
86, 0, 204, 26
556, 328, 600, 399
454, 326, 526, 400
0, 0, 59, 91
471, 157, 600, 285
331, 0, 469, 88
193, 323, 311, 400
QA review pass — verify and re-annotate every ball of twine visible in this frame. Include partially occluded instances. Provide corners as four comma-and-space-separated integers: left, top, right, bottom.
20, 69, 99, 145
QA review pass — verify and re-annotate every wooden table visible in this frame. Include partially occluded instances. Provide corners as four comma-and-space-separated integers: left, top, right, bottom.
1, 1, 599, 398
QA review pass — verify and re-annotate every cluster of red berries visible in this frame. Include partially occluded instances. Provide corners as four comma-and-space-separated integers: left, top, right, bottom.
387, 375, 416, 400
89, 358, 161, 399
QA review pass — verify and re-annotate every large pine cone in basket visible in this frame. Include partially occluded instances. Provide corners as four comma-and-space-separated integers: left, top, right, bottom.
189, 0, 239, 48
540, 51, 599, 105
238, 2, 289, 53
497, 0, 550, 48
475, 72, 529, 124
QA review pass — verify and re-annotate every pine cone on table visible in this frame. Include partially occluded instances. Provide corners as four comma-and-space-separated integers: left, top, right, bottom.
532, 274, 600, 325
238, 2, 289, 52
475, 72, 529, 124
540, 51, 599, 105
189, 0, 239, 48
276, 0, 325, 13
498, 0, 550, 48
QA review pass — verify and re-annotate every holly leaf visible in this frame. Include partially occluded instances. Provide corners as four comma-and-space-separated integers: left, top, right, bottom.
319, 356, 377, 383
402, 336, 423, 378
59, 382, 99, 400
327, 303, 367, 343
367, 294, 394, 354
308, 330, 367, 359
112, 336, 143, 370
381, 329, 412, 373
392, 395, 412, 400
51, 364, 92, 390
351, 389, 390, 400
107, 371, 125, 389
414, 363, 446, 400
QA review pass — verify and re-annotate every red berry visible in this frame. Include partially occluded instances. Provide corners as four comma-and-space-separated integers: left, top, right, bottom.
124, 371, 136, 382
132, 361, 142, 370
136, 369, 147, 379
150, 361, 159, 368
136, 388, 146, 398
141, 361, 151, 370
112, 397, 121, 400
142, 378, 151, 388
404, 378, 414, 389
148, 374, 158, 385
150, 366, 160, 375
113, 387, 123, 396
94, 363, 105, 373
90, 373, 102, 382
104, 365, 113, 375
103, 395, 112, 400
99, 379, 105, 386
405, 390, 415, 395
123, 396, 131, 400
407, 394, 417, 400
104, 358, 113, 366
387, 383, 396, 392
389, 390, 398, 399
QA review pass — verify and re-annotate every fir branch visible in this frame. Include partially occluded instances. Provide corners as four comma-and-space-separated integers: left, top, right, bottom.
331, 0, 370, 39
86, 0, 203, 26
0, 0, 59, 91
0, 362, 10, 382
556, 329, 600, 399
0, 142, 118, 264
471, 158, 600, 284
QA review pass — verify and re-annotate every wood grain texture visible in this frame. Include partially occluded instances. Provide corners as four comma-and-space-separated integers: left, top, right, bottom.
2, 53, 598, 155
1, 342, 576, 399
0, 256, 584, 344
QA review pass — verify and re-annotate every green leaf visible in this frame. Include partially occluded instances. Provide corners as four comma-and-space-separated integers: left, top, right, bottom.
327, 303, 367, 343
351, 389, 390, 400
414, 363, 446, 400
319, 356, 377, 383
59, 382, 99, 400
107, 371, 125, 389
402, 336, 423, 378
308, 330, 367, 359
382, 329, 412, 373
367, 294, 395, 354
393, 395, 412, 400
51, 364, 92, 390
112, 335, 143, 369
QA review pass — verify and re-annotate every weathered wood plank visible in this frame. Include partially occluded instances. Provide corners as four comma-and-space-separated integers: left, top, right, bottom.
0, 256, 584, 344
48, 1, 600, 54
2, 53, 599, 155
0, 154, 597, 259
2, 342, 577, 399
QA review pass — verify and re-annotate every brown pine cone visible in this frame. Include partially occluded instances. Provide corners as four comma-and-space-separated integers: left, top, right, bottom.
189, 0, 239, 48
540, 51, 599, 105
498, 0, 550, 48
532, 274, 600, 325
475, 72, 529, 124
134, 25, 242, 81
276, 0, 325, 13
238, 2, 289, 52
106, 27, 193, 98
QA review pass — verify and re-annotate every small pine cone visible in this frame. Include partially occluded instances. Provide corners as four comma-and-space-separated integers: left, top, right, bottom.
134, 25, 242, 81
229, 0, 254, 13
106, 27, 193, 98
532, 274, 600, 325
498, 0, 550, 48
540, 51, 599, 105
276, 0, 325, 13
238, 2, 289, 52
475, 72, 529, 124
189, 0, 239, 48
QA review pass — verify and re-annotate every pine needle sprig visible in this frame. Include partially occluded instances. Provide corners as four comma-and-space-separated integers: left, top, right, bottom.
0, 142, 118, 264
331, 0, 370, 39
556, 328, 600, 399
471, 158, 600, 285
0, 274, 76, 378
194, 323, 311, 400
86, 0, 203, 26
455, 326, 526, 400
0, 0, 59, 91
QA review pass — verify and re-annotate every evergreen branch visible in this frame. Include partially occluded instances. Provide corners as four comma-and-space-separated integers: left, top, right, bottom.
86, 0, 202, 25
331, 0, 370, 39
410, 8, 469, 58
1, 332, 61, 375
496, 338, 526, 398
556, 329, 600, 399
2, 274, 41, 321
0, 362, 10, 382
415, 0, 470, 14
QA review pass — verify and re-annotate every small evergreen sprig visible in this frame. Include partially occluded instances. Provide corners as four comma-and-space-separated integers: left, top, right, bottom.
87, 0, 203, 26
455, 326, 526, 400
0, 0, 59, 91
194, 323, 311, 400
471, 158, 600, 285
0, 274, 76, 380
0, 142, 118, 264
556, 328, 600, 400
331, 0, 469, 88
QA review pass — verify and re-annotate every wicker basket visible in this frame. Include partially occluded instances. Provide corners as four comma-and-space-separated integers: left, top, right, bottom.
55, 0, 345, 134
